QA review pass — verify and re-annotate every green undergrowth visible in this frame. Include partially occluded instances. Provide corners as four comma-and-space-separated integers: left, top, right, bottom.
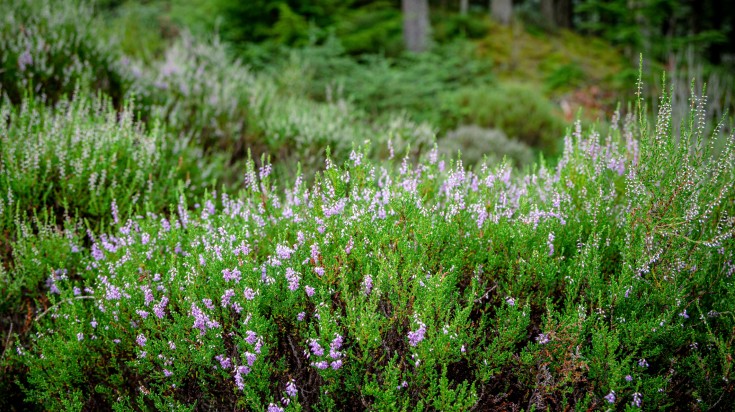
3, 82, 734, 410
1, 1, 735, 411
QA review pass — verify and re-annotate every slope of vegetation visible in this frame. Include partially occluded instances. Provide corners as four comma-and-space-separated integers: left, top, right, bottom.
1, 1, 734, 411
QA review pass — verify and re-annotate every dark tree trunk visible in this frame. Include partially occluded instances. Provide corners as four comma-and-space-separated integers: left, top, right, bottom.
490, 0, 512, 25
541, 0, 573, 29
403, 0, 431, 52
555, 0, 572, 28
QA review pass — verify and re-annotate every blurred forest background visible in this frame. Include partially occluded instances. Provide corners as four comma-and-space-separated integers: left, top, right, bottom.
94, 0, 735, 162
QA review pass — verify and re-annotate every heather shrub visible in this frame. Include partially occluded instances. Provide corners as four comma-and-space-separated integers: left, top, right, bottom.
0, 0, 134, 107
141, 34, 256, 156
439, 125, 535, 168
0, 92, 197, 233
12, 82, 735, 409
443, 83, 566, 153
137, 35, 433, 181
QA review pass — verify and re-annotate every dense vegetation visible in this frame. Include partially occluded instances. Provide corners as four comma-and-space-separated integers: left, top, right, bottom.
1, 0, 734, 410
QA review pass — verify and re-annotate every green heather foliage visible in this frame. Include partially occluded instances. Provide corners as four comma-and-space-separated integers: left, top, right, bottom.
0, 93, 189, 232
0, 0, 134, 106
9, 84, 735, 410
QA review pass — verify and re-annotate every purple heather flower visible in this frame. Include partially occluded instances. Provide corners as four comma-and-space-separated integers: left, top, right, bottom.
408, 322, 426, 347
221, 289, 235, 307
363, 275, 373, 295
91, 243, 104, 261
276, 244, 293, 260
191, 303, 219, 335
679, 310, 689, 319
309, 339, 324, 357
314, 267, 325, 277
330, 360, 343, 370
137, 310, 149, 319
73, 287, 81, 296
285, 380, 298, 397
136, 334, 147, 347
105, 285, 122, 300
506, 297, 515, 306
90, 320, 97, 328
312, 361, 329, 369
625, 375, 633, 382
163, 369, 173, 377
222, 268, 242, 283
245, 330, 257, 345
638, 358, 649, 368
243, 287, 256, 300
305, 286, 315, 297
168, 341, 176, 350
310, 244, 320, 262
548, 232, 555, 256
153, 297, 168, 319
113, 339, 121, 344
245, 352, 257, 366
536, 333, 550, 345
330, 334, 344, 359
215, 355, 232, 370
17, 50, 33, 71
345, 238, 354, 255
285, 268, 300, 291
297, 312, 306, 321
267, 404, 284, 412
141, 286, 154, 306
234, 365, 250, 390
46, 276, 60, 294
203, 298, 215, 310
604, 391, 616, 404
632, 392, 642, 407
77, 333, 84, 341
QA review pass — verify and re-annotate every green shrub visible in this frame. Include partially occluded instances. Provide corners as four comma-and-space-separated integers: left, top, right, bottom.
442, 83, 567, 153
439, 126, 536, 168
0, 0, 134, 107
0, 92, 195, 233
272, 39, 494, 129
11, 83, 735, 409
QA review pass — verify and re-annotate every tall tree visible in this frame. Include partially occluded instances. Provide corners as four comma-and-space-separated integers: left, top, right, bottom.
490, 0, 512, 25
402, 0, 431, 52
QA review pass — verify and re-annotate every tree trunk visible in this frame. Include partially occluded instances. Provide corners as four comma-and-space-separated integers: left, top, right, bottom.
541, 0, 555, 27
403, 0, 431, 52
490, 0, 512, 25
555, 0, 572, 28
460, 0, 469, 15
541, 0, 573, 29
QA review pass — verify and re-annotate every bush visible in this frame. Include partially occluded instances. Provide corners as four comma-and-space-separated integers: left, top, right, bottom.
0, 93, 188, 233
272, 39, 495, 129
442, 83, 567, 153
11, 85, 735, 409
0, 0, 134, 107
439, 126, 536, 168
